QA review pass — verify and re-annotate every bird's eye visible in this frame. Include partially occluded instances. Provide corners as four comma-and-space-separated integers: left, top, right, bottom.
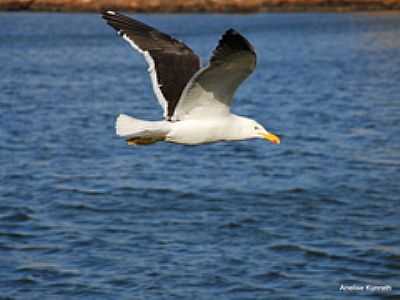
254, 126, 260, 130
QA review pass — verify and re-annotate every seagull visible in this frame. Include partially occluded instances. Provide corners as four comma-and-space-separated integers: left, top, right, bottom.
102, 11, 281, 146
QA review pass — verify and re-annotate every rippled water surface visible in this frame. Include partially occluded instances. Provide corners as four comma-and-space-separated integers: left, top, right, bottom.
1, 12, 400, 299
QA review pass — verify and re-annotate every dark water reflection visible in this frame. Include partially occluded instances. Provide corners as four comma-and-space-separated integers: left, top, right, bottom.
0, 12, 399, 299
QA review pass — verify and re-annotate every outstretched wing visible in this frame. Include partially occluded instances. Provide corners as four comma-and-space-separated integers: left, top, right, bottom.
172, 29, 256, 121
102, 11, 200, 119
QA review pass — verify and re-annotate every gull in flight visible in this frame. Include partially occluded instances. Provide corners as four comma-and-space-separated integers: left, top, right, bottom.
102, 11, 281, 146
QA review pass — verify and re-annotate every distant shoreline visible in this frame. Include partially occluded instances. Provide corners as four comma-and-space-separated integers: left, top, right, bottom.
1, 0, 400, 13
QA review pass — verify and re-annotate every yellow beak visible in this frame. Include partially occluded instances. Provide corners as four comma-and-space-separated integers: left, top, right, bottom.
261, 132, 281, 144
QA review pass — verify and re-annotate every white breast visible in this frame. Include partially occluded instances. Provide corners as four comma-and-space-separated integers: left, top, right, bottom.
166, 118, 230, 145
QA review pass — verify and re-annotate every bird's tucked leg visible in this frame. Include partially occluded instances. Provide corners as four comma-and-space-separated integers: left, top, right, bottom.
126, 136, 164, 146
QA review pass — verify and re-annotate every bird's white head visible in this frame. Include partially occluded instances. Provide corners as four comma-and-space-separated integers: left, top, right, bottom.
239, 117, 281, 144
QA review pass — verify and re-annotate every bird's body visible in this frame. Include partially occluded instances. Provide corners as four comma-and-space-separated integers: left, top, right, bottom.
117, 114, 265, 145
167, 115, 256, 145
102, 11, 281, 146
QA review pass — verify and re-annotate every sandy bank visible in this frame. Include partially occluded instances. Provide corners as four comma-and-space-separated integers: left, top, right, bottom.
1, 0, 400, 12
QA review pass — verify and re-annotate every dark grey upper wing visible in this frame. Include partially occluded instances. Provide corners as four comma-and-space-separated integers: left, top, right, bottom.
173, 29, 256, 120
102, 11, 200, 119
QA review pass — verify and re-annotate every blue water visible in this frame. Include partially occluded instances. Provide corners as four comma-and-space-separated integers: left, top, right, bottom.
1, 12, 400, 299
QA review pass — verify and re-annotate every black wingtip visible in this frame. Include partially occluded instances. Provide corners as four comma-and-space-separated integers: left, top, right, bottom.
101, 10, 121, 34
101, 10, 116, 22
226, 28, 237, 35
220, 28, 256, 55
101, 10, 124, 22
102, 10, 117, 16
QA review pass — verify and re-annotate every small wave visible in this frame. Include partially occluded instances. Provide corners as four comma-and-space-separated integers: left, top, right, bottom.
253, 271, 291, 281
227, 285, 273, 294
270, 244, 302, 252
219, 217, 259, 229
269, 243, 340, 259
240, 217, 258, 224
0, 296, 17, 300
12, 276, 39, 286
319, 197, 344, 205
386, 253, 400, 262
297, 221, 320, 231
70, 236, 108, 248
354, 156, 400, 167
55, 185, 109, 195
112, 186, 137, 193
287, 187, 306, 194
0, 231, 35, 240
106, 276, 133, 287
0, 212, 32, 223
384, 257, 400, 271
0, 242, 14, 251
56, 201, 118, 214
16, 263, 80, 277
220, 222, 242, 229
17, 244, 62, 253
111, 185, 203, 201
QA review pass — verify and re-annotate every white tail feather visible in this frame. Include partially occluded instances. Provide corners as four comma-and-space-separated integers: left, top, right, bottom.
115, 114, 170, 141
116, 114, 142, 137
